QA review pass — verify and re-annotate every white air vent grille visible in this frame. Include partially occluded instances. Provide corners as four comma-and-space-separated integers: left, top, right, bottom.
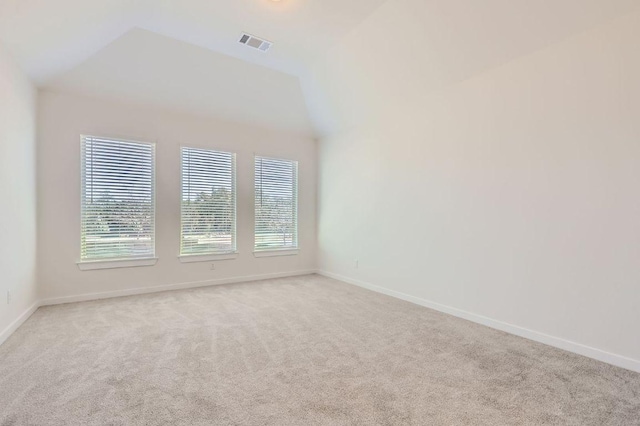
238, 33, 272, 52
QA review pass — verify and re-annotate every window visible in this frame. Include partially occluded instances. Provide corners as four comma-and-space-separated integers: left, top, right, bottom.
254, 156, 298, 251
80, 136, 155, 263
181, 147, 236, 257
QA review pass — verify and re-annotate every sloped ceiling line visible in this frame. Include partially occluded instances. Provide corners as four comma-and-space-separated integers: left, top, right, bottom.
1, 0, 639, 138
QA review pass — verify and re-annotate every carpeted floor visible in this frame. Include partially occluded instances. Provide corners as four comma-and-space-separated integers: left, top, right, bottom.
1, 275, 639, 425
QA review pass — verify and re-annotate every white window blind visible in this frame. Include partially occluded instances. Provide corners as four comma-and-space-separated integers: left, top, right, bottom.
254, 156, 298, 251
181, 147, 236, 256
81, 136, 155, 261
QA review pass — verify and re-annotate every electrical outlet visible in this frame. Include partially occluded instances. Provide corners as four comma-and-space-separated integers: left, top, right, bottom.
210, 263, 216, 270
6, 291, 11, 305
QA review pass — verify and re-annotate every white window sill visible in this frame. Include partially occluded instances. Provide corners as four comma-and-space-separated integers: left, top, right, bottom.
77, 257, 158, 271
253, 249, 299, 258
178, 252, 238, 263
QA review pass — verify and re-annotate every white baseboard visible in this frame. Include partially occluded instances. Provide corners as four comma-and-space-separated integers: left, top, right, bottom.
0, 270, 315, 347
0, 301, 40, 347
317, 270, 640, 374
40, 270, 316, 306
5, 270, 639, 374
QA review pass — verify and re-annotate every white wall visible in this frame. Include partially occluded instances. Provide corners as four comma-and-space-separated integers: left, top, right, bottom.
45, 29, 315, 138
0, 42, 38, 341
37, 90, 316, 301
313, 4, 640, 368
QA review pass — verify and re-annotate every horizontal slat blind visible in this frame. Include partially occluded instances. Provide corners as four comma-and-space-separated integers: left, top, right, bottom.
81, 136, 155, 261
181, 147, 236, 255
254, 156, 298, 250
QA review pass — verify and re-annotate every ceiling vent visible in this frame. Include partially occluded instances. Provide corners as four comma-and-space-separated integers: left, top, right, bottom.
238, 33, 273, 52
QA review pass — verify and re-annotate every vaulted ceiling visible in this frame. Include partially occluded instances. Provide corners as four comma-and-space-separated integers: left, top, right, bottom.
0, 0, 638, 137
0, 0, 388, 83
45, 28, 315, 135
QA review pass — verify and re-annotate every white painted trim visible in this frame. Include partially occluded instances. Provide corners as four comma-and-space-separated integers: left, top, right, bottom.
0, 301, 39, 347
179, 253, 238, 263
253, 249, 299, 257
77, 258, 158, 270
0, 270, 315, 348
317, 270, 640, 374
40, 270, 316, 306
11, 270, 637, 374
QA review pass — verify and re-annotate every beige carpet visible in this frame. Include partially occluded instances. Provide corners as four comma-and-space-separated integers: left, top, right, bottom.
1, 275, 639, 425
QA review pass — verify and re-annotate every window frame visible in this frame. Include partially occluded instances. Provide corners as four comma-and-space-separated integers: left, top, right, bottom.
78, 135, 157, 270
179, 146, 238, 262
253, 155, 299, 256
